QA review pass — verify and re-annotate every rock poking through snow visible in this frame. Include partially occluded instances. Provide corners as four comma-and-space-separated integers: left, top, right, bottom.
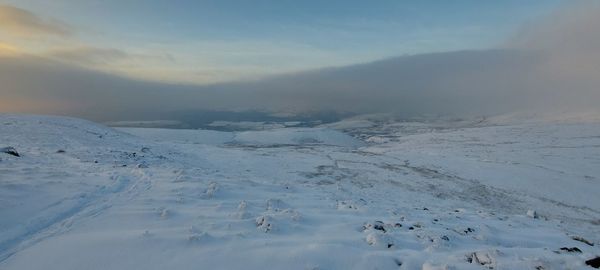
466, 250, 497, 267
586, 257, 600, 269
527, 209, 538, 219
256, 215, 273, 232
0, 146, 19, 157
558, 247, 582, 253
572, 235, 595, 246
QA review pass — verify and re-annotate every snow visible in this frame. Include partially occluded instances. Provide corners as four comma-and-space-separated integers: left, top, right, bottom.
0, 114, 599, 269
119, 127, 364, 147
208, 121, 286, 130
233, 128, 365, 147
118, 127, 234, 145
105, 120, 184, 128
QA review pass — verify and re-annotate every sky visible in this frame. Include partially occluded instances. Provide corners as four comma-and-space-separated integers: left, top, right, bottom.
0, 0, 562, 84
1, 0, 599, 122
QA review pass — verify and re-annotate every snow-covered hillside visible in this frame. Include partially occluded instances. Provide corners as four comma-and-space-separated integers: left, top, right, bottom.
1, 114, 599, 269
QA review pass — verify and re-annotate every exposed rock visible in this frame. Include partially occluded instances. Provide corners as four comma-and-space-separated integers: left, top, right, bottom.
527, 209, 538, 219
365, 232, 394, 248
373, 221, 386, 232
572, 236, 594, 246
1, 146, 20, 157
362, 221, 387, 232
586, 257, 600, 268
558, 247, 582, 253
466, 251, 496, 267
256, 215, 273, 232
137, 162, 149, 168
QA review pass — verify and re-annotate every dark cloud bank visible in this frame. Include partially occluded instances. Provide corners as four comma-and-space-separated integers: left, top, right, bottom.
1, 3, 599, 123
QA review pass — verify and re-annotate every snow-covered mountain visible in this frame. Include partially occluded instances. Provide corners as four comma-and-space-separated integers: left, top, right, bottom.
0, 114, 599, 269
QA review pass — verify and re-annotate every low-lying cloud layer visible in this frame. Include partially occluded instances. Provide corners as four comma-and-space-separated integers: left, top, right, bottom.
0, 2, 599, 122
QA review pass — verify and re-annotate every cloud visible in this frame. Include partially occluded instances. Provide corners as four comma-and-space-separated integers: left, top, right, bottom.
0, 4, 70, 37
508, 1, 600, 52
198, 50, 547, 116
507, 1, 600, 81
216, 1, 600, 117
0, 42, 22, 56
0, 2, 599, 122
0, 48, 592, 122
45, 46, 129, 65
0, 55, 217, 121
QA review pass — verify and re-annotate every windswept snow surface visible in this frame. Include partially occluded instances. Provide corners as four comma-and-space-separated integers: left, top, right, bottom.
0, 114, 599, 270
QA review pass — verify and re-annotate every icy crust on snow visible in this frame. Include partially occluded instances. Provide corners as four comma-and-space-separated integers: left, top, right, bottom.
1, 114, 599, 270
